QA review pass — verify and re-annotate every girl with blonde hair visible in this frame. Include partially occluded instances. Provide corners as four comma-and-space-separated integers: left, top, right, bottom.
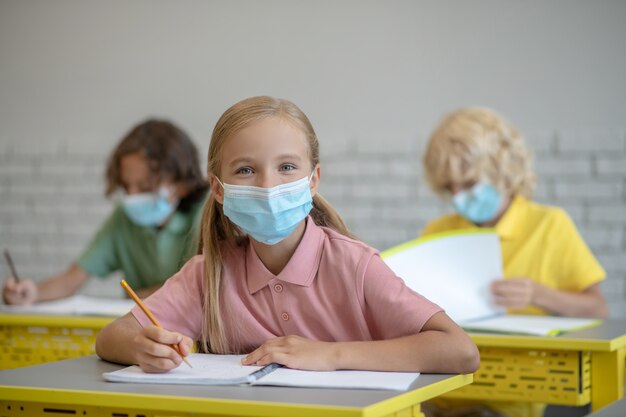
96, 96, 479, 374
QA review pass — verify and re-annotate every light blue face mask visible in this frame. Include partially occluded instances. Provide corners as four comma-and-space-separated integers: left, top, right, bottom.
452, 182, 503, 224
121, 187, 179, 227
217, 175, 314, 245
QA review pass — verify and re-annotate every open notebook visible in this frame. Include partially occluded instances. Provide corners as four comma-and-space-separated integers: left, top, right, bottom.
0, 294, 135, 317
381, 229, 601, 336
103, 353, 420, 391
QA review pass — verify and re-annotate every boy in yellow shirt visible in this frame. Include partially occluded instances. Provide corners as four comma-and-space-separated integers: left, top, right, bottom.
421, 107, 607, 417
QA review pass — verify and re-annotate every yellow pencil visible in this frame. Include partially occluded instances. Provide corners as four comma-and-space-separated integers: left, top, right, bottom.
120, 279, 192, 368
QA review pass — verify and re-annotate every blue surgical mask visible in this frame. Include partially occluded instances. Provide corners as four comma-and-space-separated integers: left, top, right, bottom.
452, 182, 503, 224
121, 187, 178, 227
217, 175, 313, 245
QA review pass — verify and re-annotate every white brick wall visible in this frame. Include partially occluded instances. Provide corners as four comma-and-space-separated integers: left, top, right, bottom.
0, 141, 112, 287
1, 129, 625, 315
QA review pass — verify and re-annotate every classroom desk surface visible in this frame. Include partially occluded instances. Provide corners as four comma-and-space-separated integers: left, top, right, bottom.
445, 319, 626, 412
0, 355, 473, 417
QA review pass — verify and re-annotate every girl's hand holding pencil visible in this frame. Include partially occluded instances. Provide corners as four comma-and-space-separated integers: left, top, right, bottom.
132, 324, 194, 372
120, 279, 194, 372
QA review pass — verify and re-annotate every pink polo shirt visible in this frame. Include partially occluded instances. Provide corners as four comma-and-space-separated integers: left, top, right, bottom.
132, 217, 442, 353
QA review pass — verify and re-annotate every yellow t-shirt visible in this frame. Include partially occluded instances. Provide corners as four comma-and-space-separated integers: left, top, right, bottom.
422, 195, 605, 315
422, 195, 605, 417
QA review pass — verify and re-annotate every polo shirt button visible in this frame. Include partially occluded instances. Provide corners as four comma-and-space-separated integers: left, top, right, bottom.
274, 283, 283, 293
281, 312, 289, 321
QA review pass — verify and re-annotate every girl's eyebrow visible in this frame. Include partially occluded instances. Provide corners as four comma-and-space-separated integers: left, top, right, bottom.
227, 157, 254, 167
275, 153, 304, 161
227, 154, 304, 167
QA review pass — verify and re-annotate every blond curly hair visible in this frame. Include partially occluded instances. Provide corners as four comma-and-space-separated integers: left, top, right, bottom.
423, 107, 536, 199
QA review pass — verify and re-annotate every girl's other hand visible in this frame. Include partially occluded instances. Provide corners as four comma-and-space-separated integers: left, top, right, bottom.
242, 335, 338, 371
132, 325, 194, 373
2, 277, 37, 305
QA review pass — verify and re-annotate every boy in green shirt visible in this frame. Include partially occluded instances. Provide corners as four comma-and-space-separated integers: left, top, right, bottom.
3, 119, 208, 303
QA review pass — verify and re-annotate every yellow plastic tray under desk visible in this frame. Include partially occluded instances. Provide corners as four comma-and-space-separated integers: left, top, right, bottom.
0, 313, 114, 370
444, 321, 626, 412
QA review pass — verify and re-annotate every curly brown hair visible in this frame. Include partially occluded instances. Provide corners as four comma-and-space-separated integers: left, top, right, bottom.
105, 119, 209, 210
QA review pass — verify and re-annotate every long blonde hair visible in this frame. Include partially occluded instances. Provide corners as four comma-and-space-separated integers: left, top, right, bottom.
198, 96, 354, 354
423, 107, 536, 199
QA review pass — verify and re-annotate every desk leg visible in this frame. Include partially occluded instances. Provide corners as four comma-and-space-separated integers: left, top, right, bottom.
591, 347, 625, 411
412, 404, 425, 417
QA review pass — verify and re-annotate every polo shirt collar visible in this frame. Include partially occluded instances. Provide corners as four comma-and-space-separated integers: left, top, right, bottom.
246, 216, 324, 294
442, 195, 528, 240
494, 195, 528, 240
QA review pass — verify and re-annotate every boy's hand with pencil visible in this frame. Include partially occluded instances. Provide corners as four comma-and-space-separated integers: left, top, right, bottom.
2, 277, 37, 305
3, 249, 38, 305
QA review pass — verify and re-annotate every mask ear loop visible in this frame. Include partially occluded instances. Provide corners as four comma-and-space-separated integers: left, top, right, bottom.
307, 171, 317, 201
214, 176, 225, 188
213, 176, 228, 202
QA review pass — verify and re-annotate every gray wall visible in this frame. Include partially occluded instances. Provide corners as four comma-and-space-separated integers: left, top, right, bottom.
1, 1, 625, 315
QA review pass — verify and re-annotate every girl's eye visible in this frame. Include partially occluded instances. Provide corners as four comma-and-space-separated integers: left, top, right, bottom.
280, 164, 296, 172
236, 167, 254, 175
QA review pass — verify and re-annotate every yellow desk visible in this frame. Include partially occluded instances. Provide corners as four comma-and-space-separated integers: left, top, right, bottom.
0, 355, 473, 417
0, 313, 114, 369
443, 320, 626, 412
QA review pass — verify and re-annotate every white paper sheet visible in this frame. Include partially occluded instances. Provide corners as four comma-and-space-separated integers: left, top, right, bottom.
103, 353, 419, 391
460, 314, 601, 336
104, 354, 263, 385
0, 294, 135, 316
253, 367, 419, 391
381, 232, 602, 336
382, 230, 504, 323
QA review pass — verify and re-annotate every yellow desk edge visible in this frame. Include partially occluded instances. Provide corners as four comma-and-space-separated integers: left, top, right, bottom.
469, 333, 626, 352
0, 374, 472, 417
0, 313, 114, 328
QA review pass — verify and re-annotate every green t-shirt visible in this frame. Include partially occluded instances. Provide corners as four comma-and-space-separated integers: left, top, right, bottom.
77, 196, 206, 290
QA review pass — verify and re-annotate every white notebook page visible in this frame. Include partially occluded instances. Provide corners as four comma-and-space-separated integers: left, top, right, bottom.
382, 230, 504, 323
